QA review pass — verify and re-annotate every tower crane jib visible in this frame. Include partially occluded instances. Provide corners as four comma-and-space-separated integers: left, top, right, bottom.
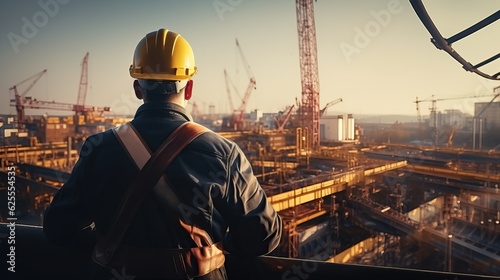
9, 69, 48, 122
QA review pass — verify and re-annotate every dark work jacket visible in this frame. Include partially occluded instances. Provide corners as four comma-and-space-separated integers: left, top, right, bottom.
43, 102, 282, 280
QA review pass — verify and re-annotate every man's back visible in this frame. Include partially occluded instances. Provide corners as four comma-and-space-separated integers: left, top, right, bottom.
43, 102, 282, 279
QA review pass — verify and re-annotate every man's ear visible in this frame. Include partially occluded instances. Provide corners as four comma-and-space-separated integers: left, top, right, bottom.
184, 80, 193, 101
133, 80, 143, 100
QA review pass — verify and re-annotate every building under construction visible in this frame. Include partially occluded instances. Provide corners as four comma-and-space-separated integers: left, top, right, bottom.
1, 1, 500, 279
2, 120, 500, 275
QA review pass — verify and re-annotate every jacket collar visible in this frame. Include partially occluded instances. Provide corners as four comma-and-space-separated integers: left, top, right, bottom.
134, 102, 193, 122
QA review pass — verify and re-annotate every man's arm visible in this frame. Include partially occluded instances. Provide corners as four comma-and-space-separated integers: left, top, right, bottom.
221, 143, 282, 257
43, 139, 95, 252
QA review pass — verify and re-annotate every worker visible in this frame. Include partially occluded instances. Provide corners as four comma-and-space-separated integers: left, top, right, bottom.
43, 28, 282, 280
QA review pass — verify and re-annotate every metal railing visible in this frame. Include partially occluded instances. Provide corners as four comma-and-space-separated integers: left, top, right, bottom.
0, 223, 495, 280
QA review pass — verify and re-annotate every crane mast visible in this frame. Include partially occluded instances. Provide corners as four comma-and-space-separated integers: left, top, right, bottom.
296, 0, 320, 150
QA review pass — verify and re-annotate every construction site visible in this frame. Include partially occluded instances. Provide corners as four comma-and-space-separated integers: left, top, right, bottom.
1, 1, 500, 279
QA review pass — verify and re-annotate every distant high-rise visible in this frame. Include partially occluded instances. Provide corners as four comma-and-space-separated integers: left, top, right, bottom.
475, 101, 500, 132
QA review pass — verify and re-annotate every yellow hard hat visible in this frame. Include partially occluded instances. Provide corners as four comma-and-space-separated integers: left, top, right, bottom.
129, 29, 197, 81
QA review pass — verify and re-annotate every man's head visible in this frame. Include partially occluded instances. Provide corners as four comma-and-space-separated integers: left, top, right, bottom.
130, 29, 197, 106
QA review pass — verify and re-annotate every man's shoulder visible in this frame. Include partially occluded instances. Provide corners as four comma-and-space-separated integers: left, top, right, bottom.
79, 128, 118, 153
187, 124, 237, 156
183, 122, 230, 142
85, 128, 116, 142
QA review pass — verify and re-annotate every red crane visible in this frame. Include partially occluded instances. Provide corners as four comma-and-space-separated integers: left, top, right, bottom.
320, 98, 343, 117
9, 53, 110, 125
234, 39, 256, 122
71, 52, 110, 116
296, 0, 320, 150
274, 105, 296, 132
224, 39, 256, 131
9, 69, 48, 122
74, 52, 89, 115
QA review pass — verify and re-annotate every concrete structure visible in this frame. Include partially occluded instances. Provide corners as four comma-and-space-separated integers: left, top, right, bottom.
320, 114, 356, 142
320, 115, 343, 141
346, 114, 355, 140
475, 101, 500, 132
249, 109, 263, 122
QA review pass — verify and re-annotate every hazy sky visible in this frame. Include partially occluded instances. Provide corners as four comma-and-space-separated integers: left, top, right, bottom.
1, 0, 499, 119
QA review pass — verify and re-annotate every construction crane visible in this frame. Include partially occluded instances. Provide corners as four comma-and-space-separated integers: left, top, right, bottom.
223, 39, 256, 131
296, 0, 320, 150
274, 105, 295, 132
320, 98, 342, 117
74, 52, 89, 115
9, 70, 111, 123
446, 126, 456, 148
414, 93, 500, 121
414, 93, 500, 146
9, 54, 110, 125
9, 69, 48, 122
414, 96, 423, 127
236, 39, 256, 104
71, 52, 111, 119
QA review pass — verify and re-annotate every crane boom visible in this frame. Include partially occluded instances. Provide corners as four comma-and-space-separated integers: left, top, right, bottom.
234, 38, 256, 114
75, 52, 89, 114
11, 97, 110, 113
446, 126, 456, 147
224, 69, 236, 113
235, 38, 254, 82
320, 98, 342, 116
9, 69, 48, 122
275, 105, 295, 132
224, 38, 256, 131
237, 77, 256, 113
9, 67, 110, 123
9, 69, 48, 98
11, 97, 110, 114
414, 92, 500, 146
414, 93, 500, 109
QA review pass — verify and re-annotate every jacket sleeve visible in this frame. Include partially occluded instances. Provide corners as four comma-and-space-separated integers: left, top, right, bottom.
43, 139, 96, 252
222, 143, 282, 257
